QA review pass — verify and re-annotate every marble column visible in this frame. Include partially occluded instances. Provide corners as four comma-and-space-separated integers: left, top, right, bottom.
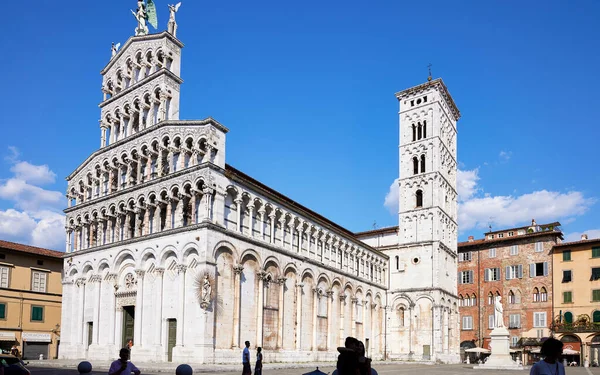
235, 199, 243, 233
351, 298, 358, 338
326, 290, 333, 350
175, 265, 187, 347
269, 214, 276, 244
339, 295, 346, 347
295, 283, 303, 350
100, 125, 107, 148
77, 279, 86, 344
154, 268, 164, 346
256, 271, 266, 347
276, 277, 286, 349
115, 307, 123, 348
248, 205, 255, 237
106, 274, 117, 346
191, 194, 197, 225
312, 288, 318, 350
134, 270, 145, 347
297, 226, 303, 254
232, 265, 244, 348
258, 210, 265, 240
65, 230, 72, 253
92, 275, 101, 345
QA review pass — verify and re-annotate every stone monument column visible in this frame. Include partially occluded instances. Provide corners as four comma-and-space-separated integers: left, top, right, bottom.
232, 265, 244, 348
295, 283, 303, 350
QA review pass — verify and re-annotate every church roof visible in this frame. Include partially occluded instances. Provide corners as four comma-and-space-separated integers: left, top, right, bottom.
225, 164, 388, 258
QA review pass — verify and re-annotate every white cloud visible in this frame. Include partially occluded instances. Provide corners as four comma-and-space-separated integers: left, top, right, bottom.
384, 178, 399, 214
458, 190, 594, 232
0, 147, 65, 250
383, 167, 596, 234
10, 161, 56, 185
564, 229, 600, 242
499, 150, 512, 161
457, 169, 480, 202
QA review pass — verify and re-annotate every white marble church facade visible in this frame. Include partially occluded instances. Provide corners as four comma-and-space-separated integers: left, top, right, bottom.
59, 13, 460, 365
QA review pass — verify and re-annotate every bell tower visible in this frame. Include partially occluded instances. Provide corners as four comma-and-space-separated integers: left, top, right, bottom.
387, 77, 461, 362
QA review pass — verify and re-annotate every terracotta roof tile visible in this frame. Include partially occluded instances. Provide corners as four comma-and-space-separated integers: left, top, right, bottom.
552, 237, 600, 250
458, 230, 563, 249
0, 239, 64, 259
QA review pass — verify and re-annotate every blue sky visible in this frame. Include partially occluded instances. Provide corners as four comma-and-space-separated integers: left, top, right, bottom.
0, 0, 599, 250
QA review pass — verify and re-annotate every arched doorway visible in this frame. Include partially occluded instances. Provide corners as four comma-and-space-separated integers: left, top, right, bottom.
460, 340, 476, 363
590, 335, 600, 366
560, 334, 581, 365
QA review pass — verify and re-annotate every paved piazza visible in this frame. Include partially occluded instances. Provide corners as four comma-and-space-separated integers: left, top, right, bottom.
26, 364, 600, 375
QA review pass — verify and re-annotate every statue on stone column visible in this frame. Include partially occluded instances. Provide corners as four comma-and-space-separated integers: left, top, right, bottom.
132, 0, 149, 36
494, 295, 504, 328
167, 2, 182, 37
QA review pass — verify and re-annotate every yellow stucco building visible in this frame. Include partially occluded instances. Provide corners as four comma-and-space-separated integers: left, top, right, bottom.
0, 240, 63, 359
551, 235, 600, 366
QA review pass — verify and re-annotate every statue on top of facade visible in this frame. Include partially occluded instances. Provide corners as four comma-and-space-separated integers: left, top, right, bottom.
111, 42, 121, 58
494, 295, 505, 328
132, 0, 149, 36
167, 2, 182, 37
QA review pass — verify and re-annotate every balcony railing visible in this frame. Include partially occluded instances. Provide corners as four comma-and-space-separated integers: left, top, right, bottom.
552, 322, 600, 333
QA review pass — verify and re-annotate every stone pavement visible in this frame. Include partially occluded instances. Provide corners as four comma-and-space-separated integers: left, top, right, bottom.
26, 360, 600, 375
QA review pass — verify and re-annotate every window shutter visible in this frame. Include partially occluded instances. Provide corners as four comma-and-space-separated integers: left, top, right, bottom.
543, 262, 549, 276
506, 266, 511, 280
530, 264, 535, 277
458, 272, 462, 284
468, 270, 474, 284
484, 269, 489, 282
516, 293, 521, 304
518, 265, 523, 279
40, 273, 47, 292
489, 315, 495, 328
541, 313, 546, 327
534, 313, 540, 327
496, 268, 501, 280
516, 314, 521, 327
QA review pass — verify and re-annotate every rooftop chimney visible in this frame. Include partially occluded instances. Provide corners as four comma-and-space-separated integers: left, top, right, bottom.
581, 234, 588, 240
468, 236, 474, 242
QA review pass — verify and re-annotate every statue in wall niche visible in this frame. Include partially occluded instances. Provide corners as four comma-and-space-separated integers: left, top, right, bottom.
202, 274, 211, 302
494, 295, 505, 328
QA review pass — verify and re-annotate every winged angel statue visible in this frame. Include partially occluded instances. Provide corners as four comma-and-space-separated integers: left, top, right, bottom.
132, 0, 149, 36
168, 2, 182, 37
111, 42, 121, 58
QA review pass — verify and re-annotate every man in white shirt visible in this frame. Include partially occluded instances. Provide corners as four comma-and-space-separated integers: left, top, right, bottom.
242, 341, 251, 375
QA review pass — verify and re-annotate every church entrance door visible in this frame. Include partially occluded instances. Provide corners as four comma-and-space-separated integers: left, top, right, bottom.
122, 306, 135, 348
167, 319, 177, 362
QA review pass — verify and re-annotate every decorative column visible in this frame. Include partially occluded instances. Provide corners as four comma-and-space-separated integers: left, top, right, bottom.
276, 277, 286, 349
154, 268, 164, 346
165, 199, 173, 230
351, 297, 358, 337
65, 228, 72, 253
133, 270, 145, 347
311, 288, 319, 351
297, 225, 303, 254
269, 214, 276, 244
279, 217, 286, 247
235, 198, 243, 233
326, 290, 333, 350
203, 186, 214, 222
100, 122, 107, 148
157, 92, 168, 122
288, 223, 294, 251
190, 193, 197, 225
76, 278, 87, 344
408, 304, 414, 355
258, 210, 265, 240
339, 294, 346, 347
295, 283, 304, 350
91, 275, 102, 345
146, 100, 155, 128
256, 271, 267, 347
248, 204, 255, 238
232, 265, 244, 348
167, 147, 174, 173
175, 265, 187, 347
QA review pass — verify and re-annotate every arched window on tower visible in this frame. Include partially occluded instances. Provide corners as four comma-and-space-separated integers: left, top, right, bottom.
540, 287, 548, 302
488, 292, 494, 305
399, 307, 405, 327
418, 123, 422, 140
508, 290, 516, 304
413, 157, 419, 175
533, 287, 540, 302
471, 293, 477, 306
420, 155, 426, 173
458, 294, 463, 307
412, 124, 416, 142
415, 190, 423, 208
423, 120, 427, 138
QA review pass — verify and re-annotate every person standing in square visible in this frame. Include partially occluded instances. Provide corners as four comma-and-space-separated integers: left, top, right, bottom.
242, 341, 251, 375
255, 347, 263, 375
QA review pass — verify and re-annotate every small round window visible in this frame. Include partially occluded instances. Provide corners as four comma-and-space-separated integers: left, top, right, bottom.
412, 257, 420, 265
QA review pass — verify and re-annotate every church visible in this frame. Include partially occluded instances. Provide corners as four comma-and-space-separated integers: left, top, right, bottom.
59, 3, 460, 364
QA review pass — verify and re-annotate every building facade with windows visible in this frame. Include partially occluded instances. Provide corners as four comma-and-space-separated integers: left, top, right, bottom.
551, 235, 600, 366
456, 220, 562, 363
0, 240, 63, 360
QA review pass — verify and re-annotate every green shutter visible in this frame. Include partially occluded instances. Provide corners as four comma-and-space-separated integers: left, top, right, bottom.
563, 250, 571, 261
594, 310, 600, 323
592, 247, 600, 258
31, 306, 43, 321
592, 290, 600, 302
0, 303, 5, 319
563, 292, 572, 303
564, 311, 573, 324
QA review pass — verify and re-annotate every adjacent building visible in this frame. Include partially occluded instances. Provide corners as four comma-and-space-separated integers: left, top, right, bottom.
456, 220, 563, 364
0, 240, 63, 360
551, 235, 600, 366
